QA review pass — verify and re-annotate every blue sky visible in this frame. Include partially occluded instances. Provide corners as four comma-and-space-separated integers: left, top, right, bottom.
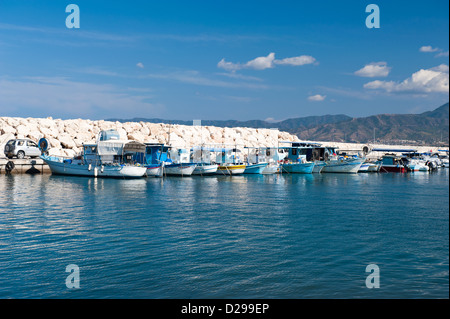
0, 0, 448, 121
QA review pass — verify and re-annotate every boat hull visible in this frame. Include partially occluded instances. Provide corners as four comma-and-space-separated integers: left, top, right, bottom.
380, 165, 406, 173
43, 156, 147, 178
322, 159, 363, 174
244, 163, 268, 174
313, 161, 326, 173
164, 163, 196, 176
192, 164, 218, 175
146, 164, 162, 176
280, 162, 315, 174
215, 165, 246, 175
261, 164, 279, 174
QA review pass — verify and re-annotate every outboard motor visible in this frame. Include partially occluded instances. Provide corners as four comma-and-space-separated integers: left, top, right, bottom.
427, 161, 438, 171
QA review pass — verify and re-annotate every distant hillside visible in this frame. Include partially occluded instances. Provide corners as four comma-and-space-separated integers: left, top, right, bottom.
297, 103, 449, 145
107, 114, 351, 132
107, 102, 449, 145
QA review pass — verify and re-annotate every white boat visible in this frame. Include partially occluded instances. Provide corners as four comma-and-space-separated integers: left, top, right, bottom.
192, 163, 218, 175
41, 131, 147, 178
215, 164, 246, 175
42, 156, 147, 178
146, 164, 163, 177
261, 163, 279, 174
322, 157, 364, 174
406, 159, 429, 172
164, 162, 197, 176
313, 161, 326, 173
358, 162, 380, 173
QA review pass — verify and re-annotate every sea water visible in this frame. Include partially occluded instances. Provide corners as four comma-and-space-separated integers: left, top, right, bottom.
0, 170, 448, 298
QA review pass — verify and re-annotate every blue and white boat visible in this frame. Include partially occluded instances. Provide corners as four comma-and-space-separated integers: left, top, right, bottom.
190, 146, 218, 175
243, 162, 268, 174
278, 142, 315, 174
144, 144, 196, 176
41, 130, 147, 178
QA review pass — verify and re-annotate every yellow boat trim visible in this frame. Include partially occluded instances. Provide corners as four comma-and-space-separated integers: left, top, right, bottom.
217, 165, 246, 170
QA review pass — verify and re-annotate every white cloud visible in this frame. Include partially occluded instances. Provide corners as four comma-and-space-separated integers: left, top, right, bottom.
307, 94, 326, 101
363, 64, 449, 94
136, 62, 144, 68
274, 55, 316, 66
245, 52, 276, 70
217, 53, 316, 71
419, 45, 439, 52
217, 58, 242, 72
354, 62, 391, 77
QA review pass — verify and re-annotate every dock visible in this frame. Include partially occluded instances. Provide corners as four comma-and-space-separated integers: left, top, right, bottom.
0, 158, 50, 175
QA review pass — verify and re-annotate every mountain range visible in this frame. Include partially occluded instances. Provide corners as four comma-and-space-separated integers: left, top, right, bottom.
108, 102, 449, 145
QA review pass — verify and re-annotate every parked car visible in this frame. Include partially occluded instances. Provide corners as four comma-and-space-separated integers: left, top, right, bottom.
4, 139, 42, 159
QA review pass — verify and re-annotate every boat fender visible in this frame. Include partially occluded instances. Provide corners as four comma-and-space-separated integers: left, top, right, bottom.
5, 161, 15, 173
94, 167, 98, 177
362, 146, 370, 155
101, 165, 104, 173
88, 164, 92, 171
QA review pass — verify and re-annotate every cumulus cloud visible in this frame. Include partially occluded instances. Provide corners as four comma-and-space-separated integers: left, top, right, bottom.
217, 53, 316, 71
273, 55, 316, 66
307, 94, 326, 101
363, 64, 449, 94
136, 62, 145, 68
354, 62, 391, 77
419, 45, 439, 53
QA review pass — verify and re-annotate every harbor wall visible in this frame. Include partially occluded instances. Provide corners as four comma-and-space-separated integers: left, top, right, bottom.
0, 117, 447, 160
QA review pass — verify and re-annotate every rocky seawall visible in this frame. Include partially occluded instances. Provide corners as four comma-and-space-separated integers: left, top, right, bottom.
0, 117, 446, 159
0, 117, 298, 157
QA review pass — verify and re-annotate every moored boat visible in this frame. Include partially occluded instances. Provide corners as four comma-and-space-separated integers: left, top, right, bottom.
379, 154, 406, 173
243, 162, 268, 174
261, 163, 279, 174
41, 131, 147, 178
192, 163, 218, 175
280, 161, 315, 174
215, 164, 246, 175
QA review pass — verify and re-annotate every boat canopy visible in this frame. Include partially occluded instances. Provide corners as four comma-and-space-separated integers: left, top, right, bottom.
372, 148, 417, 153
193, 147, 240, 152
98, 129, 121, 141
97, 140, 145, 155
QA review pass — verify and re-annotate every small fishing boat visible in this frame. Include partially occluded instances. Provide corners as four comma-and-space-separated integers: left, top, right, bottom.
406, 159, 429, 172
190, 146, 218, 175
278, 142, 316, 174
192, 163, 218, 175
41, 130, 147, 178
379, 154, 406, 173
280, 161, 315, 174
261, 163, 279, 174
164, 162, 197, 176
358, 161, 381, 173
243, 162, 268, 174
215, 164, 246, 175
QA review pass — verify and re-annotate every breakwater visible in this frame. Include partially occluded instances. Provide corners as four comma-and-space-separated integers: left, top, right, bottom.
0, 116, 447, 160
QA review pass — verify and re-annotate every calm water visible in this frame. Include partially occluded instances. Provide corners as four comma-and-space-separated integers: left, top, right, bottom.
0, 170, 448, 299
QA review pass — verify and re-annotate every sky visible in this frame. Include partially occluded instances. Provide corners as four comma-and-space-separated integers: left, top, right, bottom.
0, 0, 448, 121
